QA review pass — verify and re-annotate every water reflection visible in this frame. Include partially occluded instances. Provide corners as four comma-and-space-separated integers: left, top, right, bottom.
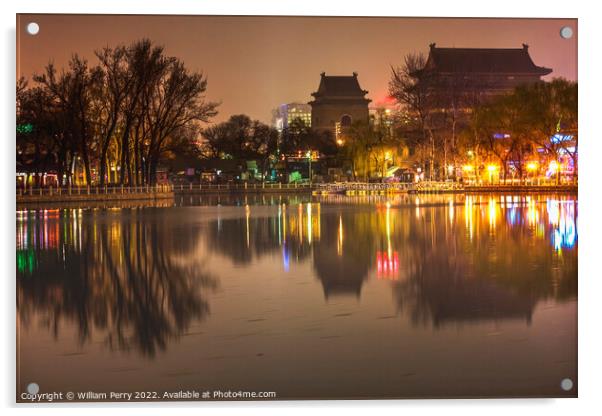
392, 194, 577, 327
176, 193, 312, 207
17, 193, 577, 355
201, 193, 577, 310
17, 209, 216, 356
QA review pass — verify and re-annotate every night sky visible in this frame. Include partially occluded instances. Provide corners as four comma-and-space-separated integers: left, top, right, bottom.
17, 15, 577, 123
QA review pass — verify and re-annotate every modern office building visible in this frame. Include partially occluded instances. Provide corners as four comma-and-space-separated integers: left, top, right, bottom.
272, 102, 312, 133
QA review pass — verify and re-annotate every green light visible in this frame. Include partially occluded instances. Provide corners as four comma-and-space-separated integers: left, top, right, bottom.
17, 123, 34, 134
16, 249, 37, 274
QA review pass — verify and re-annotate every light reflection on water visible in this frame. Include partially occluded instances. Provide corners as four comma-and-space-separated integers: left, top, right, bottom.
16, 193, 577, 399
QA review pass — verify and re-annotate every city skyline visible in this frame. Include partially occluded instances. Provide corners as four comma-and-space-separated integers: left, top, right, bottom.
17, 15, 577, 123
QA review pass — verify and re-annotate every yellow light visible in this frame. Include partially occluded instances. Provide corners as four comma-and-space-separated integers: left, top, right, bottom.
487, 165, 498, 172
336, 138, 344, 146
526, 162, 538, 171
549, 160, 559, 173
462, 165, 474, 172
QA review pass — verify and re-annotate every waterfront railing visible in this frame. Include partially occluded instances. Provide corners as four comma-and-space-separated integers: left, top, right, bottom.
17, 184, 173, 197
17, 182, 315, 196
16, 180, 577, 198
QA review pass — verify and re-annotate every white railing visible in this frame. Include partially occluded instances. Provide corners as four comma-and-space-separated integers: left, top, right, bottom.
17, 184, 173, 197
414, 181, 464, 191
17, 180, 576, 198
16, 182, 314, 197
172, 182, 313, 192
316, 182, 415, 193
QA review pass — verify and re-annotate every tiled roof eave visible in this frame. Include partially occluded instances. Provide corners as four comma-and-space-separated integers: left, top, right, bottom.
426, 68, 552, 76
309, 97, 372, 105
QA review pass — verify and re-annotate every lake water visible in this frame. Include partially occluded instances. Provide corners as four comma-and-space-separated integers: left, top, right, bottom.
16, 193, 577, 400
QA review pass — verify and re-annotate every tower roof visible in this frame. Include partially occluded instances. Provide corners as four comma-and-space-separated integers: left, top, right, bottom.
424, 44, 552, 75
311, 72, 369, 98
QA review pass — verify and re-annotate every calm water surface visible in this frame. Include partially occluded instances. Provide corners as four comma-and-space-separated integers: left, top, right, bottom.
16, 193, 577, 400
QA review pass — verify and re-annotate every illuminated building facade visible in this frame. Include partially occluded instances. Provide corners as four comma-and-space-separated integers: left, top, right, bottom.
273, 102, 312, 133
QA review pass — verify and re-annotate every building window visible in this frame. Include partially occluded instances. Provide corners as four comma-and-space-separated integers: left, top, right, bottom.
341, 114, 352, 127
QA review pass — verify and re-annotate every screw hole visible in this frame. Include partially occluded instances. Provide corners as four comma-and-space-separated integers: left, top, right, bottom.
560, 26, 573, 39
27, 382, 39, 394
560, 378, 573, 391
26, 22, 40, 36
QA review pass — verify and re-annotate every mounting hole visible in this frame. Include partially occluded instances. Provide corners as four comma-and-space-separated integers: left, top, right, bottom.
26, 22, 40, 36
560, 378, 574, 391
560, 26, 573, 39
27, 382, 40, 394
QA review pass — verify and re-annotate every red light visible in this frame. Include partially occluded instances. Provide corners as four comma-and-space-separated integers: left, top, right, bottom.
376, 251, 399, 280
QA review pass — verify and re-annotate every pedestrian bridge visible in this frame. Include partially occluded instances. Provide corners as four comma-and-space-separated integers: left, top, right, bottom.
314, 182, 464, 195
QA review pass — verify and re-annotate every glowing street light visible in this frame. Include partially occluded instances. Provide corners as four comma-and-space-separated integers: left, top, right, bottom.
547, 160, 561, 184
487, 164, 498, 183
306, 150, 313, 184
526, 161, 539, 184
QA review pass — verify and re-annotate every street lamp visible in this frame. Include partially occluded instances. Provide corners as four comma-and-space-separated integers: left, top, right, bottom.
306, 150, 312, 185
447, 164, 454, 177
487, 165, 498, 184
526, 161, 538, 184
548, 160, 560, 185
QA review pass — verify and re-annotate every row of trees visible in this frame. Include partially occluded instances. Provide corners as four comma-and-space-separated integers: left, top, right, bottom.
469, 79, 578, 181
200, 115, 338, 181
389, 52, 578, 182
17, 39, 218, 186
342, 110, 405, 181
201, 115, 278, 181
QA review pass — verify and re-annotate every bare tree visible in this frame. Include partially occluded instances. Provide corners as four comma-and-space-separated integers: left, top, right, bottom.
94, 45, 131, 185
136, 59, 218, 184
34, 56, 101, 185
389, 53, 437, 179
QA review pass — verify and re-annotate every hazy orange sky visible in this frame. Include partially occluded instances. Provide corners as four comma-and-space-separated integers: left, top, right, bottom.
17, 15, 577, 124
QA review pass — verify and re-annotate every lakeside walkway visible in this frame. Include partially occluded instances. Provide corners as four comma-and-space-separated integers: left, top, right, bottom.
16, 181, 577, 204
314, 182, 577, 195
16, 183, 313, 204
17, 185, 175, 204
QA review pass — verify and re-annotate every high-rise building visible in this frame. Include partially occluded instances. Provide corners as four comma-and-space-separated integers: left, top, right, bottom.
272, 102, 312, 133
369, 106, 396, 128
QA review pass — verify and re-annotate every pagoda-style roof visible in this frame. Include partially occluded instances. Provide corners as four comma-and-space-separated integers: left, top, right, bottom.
423, 43, 552, 76
310, 72, 371, 102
